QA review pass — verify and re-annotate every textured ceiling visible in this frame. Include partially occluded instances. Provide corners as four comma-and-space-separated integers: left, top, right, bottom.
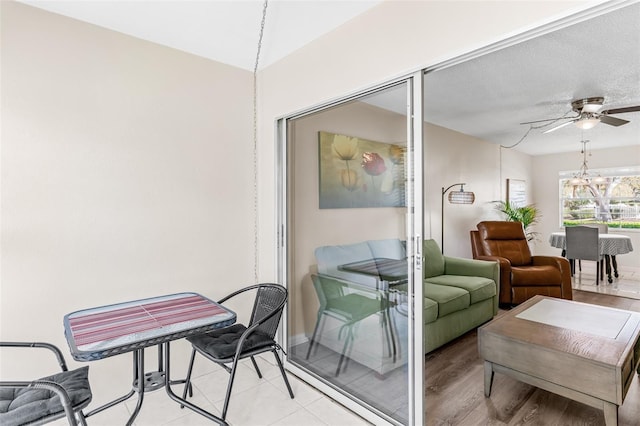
20, 1, 640, 157
422, 2, 640, 156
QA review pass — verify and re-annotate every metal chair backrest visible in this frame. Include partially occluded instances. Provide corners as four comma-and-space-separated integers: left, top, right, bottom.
565, 226, 600, 261
248, 284, 287, 340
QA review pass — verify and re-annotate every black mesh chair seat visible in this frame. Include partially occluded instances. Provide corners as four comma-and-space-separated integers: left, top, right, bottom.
0, 342, 92, 426
187, 324, 273, 360
182, 284, 294, 422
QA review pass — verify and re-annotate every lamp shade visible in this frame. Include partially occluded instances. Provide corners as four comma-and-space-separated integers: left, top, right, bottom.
448, 190, 475, 204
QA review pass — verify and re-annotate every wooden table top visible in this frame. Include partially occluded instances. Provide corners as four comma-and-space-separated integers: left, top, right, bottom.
480, 295, 640, 368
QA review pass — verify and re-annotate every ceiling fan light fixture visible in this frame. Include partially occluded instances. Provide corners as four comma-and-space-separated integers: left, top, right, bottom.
574, 117, 600, 130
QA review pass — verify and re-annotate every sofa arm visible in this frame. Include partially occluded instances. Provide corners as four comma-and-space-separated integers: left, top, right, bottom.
443, 256, 499, 281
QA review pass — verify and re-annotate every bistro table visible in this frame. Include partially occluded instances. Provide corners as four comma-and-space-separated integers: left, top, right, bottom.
64, 292, 236, 426
549, 232, 634, 283
338, 257, 409, 285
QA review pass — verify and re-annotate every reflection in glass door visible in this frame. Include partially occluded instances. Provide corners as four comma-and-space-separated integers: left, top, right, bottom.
277, 76, 423, 425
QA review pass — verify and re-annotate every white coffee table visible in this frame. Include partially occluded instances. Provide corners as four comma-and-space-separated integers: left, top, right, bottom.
479, 295, 640, 425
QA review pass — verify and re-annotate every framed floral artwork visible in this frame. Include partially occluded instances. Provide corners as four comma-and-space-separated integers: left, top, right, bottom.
318, 131, 406, 209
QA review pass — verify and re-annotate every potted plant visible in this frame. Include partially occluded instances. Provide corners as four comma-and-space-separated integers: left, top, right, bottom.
493, 200, 541, 241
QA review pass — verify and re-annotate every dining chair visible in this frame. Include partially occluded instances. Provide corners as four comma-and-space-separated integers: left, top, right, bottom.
306, 274, 395, 376
565, 226, 604, 285
0, 342, 92, 426
586, 224, 618, 280
181, 283, 294, 422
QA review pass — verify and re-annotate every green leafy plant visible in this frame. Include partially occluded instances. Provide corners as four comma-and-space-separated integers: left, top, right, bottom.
493, 200, 541, 241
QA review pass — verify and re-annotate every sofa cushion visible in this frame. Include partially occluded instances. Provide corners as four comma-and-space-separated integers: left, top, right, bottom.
423, 239, 445, 279
511, 265, 562, 286
424, 283, 470, 317
425, 275, 496, 305
424, 297, 438, 324
0, 366, 91, 426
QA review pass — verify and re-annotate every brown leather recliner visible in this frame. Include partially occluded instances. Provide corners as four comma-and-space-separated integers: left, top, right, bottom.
470, 221, 572, 306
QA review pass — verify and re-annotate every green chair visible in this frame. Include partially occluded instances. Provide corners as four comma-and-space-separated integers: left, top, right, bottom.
306, 274, 395, 376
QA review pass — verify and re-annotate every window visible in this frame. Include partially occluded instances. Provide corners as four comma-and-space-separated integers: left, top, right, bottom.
559, 166, 640, 229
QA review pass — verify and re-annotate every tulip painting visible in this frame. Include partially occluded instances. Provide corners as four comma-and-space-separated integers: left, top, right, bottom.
318, 131, 406, 208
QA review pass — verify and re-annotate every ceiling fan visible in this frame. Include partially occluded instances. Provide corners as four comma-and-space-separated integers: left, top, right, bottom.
521, 97, 640, 134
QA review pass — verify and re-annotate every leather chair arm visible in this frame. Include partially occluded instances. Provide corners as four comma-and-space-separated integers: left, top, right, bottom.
531, 255, 573, 300
476, 255, 512, 305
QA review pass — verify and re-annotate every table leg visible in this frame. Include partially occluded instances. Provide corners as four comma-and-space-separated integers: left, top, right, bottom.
484, 361, 494, 397
84, 351, 138, 418
163, 341, 229, 425
603, 402, 618, 426
126, 349, 146, 425
605, 255, 613, 283
611, 255, 619, 278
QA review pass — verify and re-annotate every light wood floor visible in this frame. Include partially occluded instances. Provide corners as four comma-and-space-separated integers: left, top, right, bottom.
426, 290, 640, 426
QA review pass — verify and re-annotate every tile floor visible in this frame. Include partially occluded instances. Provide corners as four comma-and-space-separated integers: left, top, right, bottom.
53, 351, 371, 426
52, 263, 639, 426
571, 262, 640, 300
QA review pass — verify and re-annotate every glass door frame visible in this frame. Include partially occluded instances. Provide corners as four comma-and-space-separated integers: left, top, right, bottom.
275, 70, 424, 425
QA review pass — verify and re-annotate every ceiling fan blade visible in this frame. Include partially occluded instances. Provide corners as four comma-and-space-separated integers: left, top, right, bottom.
600, 115, 630, 127
520, 117, 567, 125
600, 105, 640, 115
542, 120, 576, 134
520, 113, 578, 125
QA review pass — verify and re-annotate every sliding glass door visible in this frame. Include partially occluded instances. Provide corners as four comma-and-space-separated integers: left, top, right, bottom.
277, 72, 424, 425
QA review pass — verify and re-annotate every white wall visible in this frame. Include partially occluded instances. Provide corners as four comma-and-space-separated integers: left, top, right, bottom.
259, 0, 592, 279
424, 124, 534, 257
533, 145, 640, 268
1, 2, 254, 386
0, 0, 602, 404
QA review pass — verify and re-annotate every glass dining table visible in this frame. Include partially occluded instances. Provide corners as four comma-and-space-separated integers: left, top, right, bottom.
549, 231, 634, 283
64, 292, 236, 426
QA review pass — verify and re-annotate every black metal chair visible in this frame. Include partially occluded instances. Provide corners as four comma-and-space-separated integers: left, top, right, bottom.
0, 342, 92, 426
181, 283, 294, 421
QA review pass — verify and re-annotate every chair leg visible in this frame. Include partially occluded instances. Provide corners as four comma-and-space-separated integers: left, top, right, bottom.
382, 309, 397, 362
336, 327, 354, 376
272, 349, 295, 399
596, 261, 600, 285
221, 358, 241, 420
305, 314, 323, 359
77, 411, 89, 426
181, 349, 196, 402
250, 356, 263, 378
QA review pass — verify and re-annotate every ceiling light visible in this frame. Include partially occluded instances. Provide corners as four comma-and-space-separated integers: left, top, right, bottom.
571, 139, 605, 186
574, 116, 600, 130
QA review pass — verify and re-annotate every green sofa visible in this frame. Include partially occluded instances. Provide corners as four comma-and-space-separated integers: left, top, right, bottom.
310, 238, 499, 373
420, 239, 499, 352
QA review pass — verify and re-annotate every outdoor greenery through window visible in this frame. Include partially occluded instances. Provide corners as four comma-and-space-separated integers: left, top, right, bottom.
560, 166, 640, 229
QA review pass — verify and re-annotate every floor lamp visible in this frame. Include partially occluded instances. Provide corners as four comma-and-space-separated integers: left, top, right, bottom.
441, 183, 475, 253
